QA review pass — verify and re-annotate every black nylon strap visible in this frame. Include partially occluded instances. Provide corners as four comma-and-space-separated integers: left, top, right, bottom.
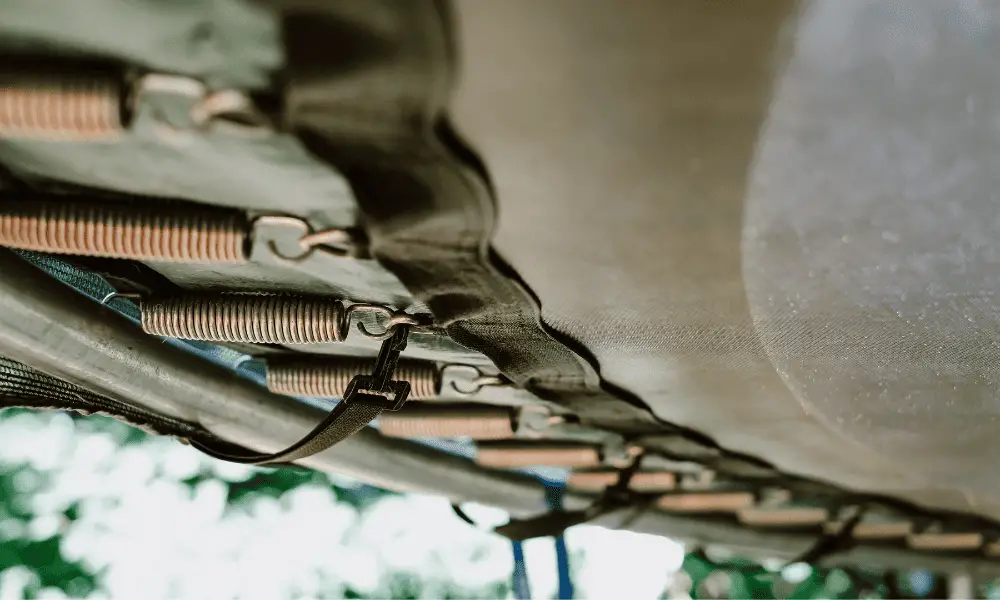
789, 505, 867, 565
191, 326, 411, 465
191, 397, 387, 465
494, 457, 644, 541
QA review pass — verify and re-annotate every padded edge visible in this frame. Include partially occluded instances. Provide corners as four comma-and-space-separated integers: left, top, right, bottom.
268, 0, 662, 434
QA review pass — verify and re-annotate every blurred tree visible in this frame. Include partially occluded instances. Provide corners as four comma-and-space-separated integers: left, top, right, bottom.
0, 409, 931, 600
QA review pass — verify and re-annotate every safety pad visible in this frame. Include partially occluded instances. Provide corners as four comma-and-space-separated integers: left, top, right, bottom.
267, 0, 663, 435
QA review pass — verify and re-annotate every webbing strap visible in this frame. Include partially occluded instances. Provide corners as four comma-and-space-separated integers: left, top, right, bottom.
192, 398, 387, 465
192, 326, 411, 465
495, 459, 642, 542
546, 485, 574, 600
0, 326, 412, 467
503, 485, 574, 600
788, 505, 866, 565
510, 540, 531, 600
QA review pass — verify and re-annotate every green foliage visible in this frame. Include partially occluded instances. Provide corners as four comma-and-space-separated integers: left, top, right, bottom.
0, 413, 403, 598
680, 550, 921, 599
0, 538, 96, 597
0, 409, 946, 599
0, 464, 95, 598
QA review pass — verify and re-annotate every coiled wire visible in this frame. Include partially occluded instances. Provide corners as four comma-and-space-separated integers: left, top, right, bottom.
907, 532, 983, 551
0, 200, 248, 263
380, 405, 515, 440
656, 492, 755, 513
823, 521, 912, 540
568, 470, 676, 492
475, 443, 602, 468
0, 70, 125, 141
266, 357, 439, 398
737, 507, 829, 528
141, 294, 366, 344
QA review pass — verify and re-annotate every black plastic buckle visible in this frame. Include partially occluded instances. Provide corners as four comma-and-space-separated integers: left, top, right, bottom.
342, 325, 411, 410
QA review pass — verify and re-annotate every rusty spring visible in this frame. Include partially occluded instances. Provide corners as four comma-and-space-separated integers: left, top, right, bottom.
0, 70, 126, 141
140, 294, 407, 344
267, 357, 439, 398
0, 200, 248, 263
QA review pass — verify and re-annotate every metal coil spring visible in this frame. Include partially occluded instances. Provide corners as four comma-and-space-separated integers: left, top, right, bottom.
475, 443, 602, 468
656, 492, 755, 513
568, 470, 676, 492
266, 358, 439, 398
824, 521, 912, 540
141, 294, 361, 344
737, 507, 829, 528
0, 72, 125, 141
0, 201, 247, 263
908, 532, 983, 551
380, 406, 515, 440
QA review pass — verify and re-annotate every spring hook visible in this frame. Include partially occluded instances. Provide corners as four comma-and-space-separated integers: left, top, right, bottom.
100, 291, 142, 309
265, 357, 507, 400
138, 74, 272, 141
268, 228, 357, 261
248, 215, 416, 307
0, 202, 380, 269
348, 304, 433, 340
440, 364, 510, 395
0, 199, 248, 263
256, 215, 366, 262
338, 302, 432, 341
0, 67, 271, 143
189, 89, 271, 134
359, 311, 427, 340
454, 375, 507, 395
139, 293, 428, 345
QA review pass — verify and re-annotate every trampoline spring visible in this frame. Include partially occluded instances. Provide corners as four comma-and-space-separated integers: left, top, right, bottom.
379, 405, 516, 440
140, 294, 411, 344
267, 357, 440, 399
0, 69, 127, 141
475, 442, 602, 468
0, 200, 248, 263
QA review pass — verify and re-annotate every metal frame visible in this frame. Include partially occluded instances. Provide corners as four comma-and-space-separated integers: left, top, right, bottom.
0, 250, 552, 515
1, 249, 999, 576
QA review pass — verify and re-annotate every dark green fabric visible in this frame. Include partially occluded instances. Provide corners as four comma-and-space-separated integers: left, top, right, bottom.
269, 0, 662, 435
